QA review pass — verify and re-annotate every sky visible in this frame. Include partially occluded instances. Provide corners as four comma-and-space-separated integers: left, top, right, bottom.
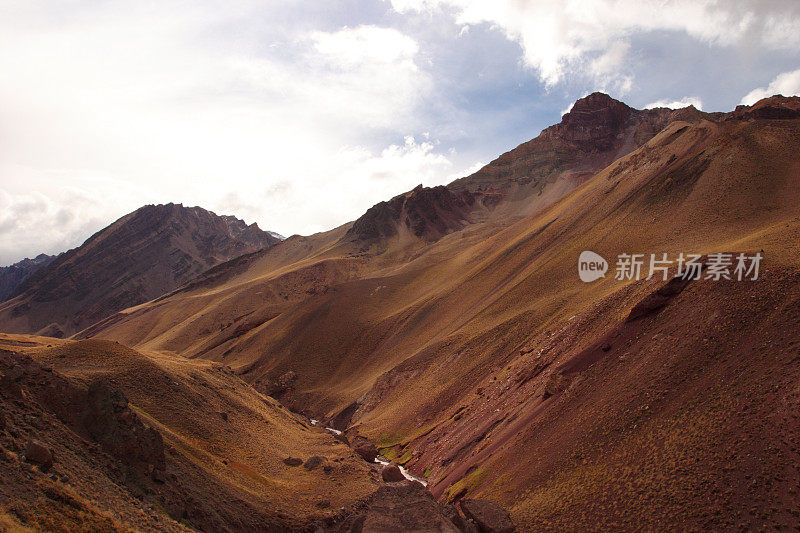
1, 0, 800, 265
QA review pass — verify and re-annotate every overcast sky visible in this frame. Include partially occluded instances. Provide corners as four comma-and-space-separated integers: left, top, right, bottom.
1, 0, 800, 265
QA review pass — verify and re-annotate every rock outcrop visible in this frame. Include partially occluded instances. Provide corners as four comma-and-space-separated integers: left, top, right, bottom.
0, 349, 165, 477
346, 185, 478, 244
317, 480, 515, 532
82, 379, 166, 475
459, 499, 515, 533
256, 370, 298, 399
319, 481, 462, 532
730, 95, 800, 120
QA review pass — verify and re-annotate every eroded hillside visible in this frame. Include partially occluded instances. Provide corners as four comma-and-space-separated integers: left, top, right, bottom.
7, 94, 800, 530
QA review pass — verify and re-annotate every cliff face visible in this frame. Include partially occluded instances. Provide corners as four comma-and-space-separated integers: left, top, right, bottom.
0, 203, 282, 337
0, 254, 55, 302
346, 185, 478, 243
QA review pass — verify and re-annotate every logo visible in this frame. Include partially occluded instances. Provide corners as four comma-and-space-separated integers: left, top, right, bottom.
577, 251, 762, 283
578, 251, 608, 282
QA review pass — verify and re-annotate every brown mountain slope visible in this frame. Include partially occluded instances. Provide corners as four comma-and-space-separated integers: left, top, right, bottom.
0, 334, 379, 531
448, 92, 719, 217
0, 203, 281, 338
345, 92, 717, 251
76, 95, 800, 528
421, 266, 800, 531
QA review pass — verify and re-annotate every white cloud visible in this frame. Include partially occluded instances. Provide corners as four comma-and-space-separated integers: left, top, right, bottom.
0, 4, 452, 264
645, 97, 703, 110
311, 25, 419, 66
210, 136, 455, 238
388, 0, 800, 88
0, 175, 152, 263
740, 68, 800, 106
0, 134, 457, 264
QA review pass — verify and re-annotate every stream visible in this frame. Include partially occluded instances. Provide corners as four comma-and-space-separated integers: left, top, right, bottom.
310, 419, 427, 486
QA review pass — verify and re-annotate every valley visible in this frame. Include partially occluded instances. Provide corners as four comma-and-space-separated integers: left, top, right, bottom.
2, 93, 800, 531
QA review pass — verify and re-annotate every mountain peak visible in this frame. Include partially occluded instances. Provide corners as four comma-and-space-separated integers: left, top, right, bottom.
568, 92, 630, 114
0, 204, 283, 336
551, 92, 634, 146
346, 185, 476, 244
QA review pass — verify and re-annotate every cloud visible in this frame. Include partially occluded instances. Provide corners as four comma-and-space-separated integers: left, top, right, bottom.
387, 0, 800, 88
740, 68, 800, 105
447, 159, 485, 182
0, 181, 148, 265
645, 97, 703, 110
0, 134, 459, 264
0, 4, 453, 264
311, 25, 419, 66
202, 136, 456, 238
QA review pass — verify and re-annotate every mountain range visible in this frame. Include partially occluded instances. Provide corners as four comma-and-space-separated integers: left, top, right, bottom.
2, 92, 800, 531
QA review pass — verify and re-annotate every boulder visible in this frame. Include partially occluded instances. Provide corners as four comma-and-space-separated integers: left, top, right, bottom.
443, 506, 479, 533
283, 457, 303, 467
381, 463, 405, 482
459, 499, 515, 533
355, 444, 378, 463
24, 439, 54, 472
351, 437, 378, 462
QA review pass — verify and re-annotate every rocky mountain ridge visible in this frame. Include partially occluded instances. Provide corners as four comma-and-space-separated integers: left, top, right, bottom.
0, 254, 55, 302
0, 203, 282, 337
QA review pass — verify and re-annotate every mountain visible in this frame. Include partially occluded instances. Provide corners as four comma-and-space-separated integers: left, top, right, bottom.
4, 93, 800, 530
0, 254, 55, 302
449, 92, 717, 215
0, 203, 281, 337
